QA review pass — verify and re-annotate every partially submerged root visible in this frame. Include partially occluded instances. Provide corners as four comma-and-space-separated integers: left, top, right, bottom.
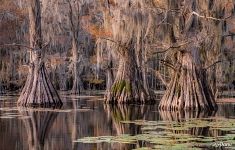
105, 80, 155, 104
18, 62, 63, 107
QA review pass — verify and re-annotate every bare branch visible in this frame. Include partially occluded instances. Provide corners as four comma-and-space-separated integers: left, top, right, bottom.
0, 43, 35, 51
206, 58, 235, 70
41, 40, 51, 50
150, 41, 192, 54
99, 37, 128, 50
148, 67, 168, 86
159, 59, 177, 71
191, 11, 227, 21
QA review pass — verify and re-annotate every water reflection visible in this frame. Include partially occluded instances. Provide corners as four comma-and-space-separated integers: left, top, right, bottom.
104, 105, 156, 150
159, 110, 216, 134
159, 110, 233, 149
0, 94, 235, 150
105, 105, 149, 134
159, 109, 216, 121
18, 108, 59, 150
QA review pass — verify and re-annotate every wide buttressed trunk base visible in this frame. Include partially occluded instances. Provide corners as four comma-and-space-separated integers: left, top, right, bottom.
159, 53, 217, 111
105, 80, 155, 104
18, 61, 63, 107
105, 58, 155, 105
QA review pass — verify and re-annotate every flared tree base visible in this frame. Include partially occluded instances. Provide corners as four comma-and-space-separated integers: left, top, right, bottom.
105, 80, 155, 105
18, 62, 63, 107
159, 53, 217, 111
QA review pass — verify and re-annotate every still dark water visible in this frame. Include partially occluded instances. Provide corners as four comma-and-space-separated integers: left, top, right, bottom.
0, 92, 235, 150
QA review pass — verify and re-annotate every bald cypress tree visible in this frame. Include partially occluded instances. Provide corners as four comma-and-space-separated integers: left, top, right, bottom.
158, 0, 233, 110
18, 0, 62, 107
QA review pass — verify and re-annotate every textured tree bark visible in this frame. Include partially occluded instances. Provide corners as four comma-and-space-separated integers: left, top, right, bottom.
159, 52, 217, 111
105, 44, 155, 104
71, 38, 84, 94
106, 50, 114, 95
17, 0, 62, 107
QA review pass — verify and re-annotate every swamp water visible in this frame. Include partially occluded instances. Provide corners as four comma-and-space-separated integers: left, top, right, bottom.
0, 92, 235, 150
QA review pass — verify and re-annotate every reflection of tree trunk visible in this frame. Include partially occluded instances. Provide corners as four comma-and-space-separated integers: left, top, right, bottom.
159, 52, 217, 111
159, 110, 217, 136
71, 100, 79, 150
19, 108, 59, 150
104, 105, 150, 150
0, 81, 5, 94
18, 0, 62, 107
105, 42, 155, 104
216, 103, 235, 118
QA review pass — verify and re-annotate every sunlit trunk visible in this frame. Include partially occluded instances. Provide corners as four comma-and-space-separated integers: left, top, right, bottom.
71, 37, 84, 94
159, 51, 217, 111
106, 50, 114, 93
17, 0, 62, 107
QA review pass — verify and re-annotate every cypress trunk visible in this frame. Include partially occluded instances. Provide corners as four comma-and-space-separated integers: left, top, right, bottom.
71, 38, 84, 94
105, 45, 155, 104
106, 50, 114, 94
17, 0, 62, 107
159, 52, 217, 111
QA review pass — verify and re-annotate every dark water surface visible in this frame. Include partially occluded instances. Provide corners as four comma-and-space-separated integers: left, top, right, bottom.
0, 92, 235, 150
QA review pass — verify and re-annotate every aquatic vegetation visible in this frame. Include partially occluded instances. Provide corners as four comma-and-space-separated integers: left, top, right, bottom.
75, 117, 235, 149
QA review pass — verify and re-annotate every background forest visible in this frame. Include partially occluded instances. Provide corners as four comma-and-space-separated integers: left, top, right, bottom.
1, 0, 235, 150
0, 0, 235, 106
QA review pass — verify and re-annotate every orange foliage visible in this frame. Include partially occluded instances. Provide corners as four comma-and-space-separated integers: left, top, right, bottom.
0, 0, 27, 43
225, 1, 234, 13
18, 65, 29, 75
90, 55, 98, 64
83, 24, 112, 39
0, 0, 26, 21
50, 57, 65, 67
98, 0, 116, 6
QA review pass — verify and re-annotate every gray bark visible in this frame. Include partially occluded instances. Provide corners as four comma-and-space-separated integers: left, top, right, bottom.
105, 42, 155, 104
17, 0, 62, 107
71, 37, 84, 94
159, 52, 217, 111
